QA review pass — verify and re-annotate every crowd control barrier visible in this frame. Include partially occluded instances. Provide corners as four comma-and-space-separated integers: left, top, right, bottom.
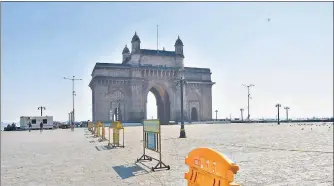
98, 123, 107, 141
137, 120, 170, 171
108, 121, 125, 148
94, 121, 102, 138
92, 122, 96, 135
88, 122, 93, 131
184, 148, 240, 186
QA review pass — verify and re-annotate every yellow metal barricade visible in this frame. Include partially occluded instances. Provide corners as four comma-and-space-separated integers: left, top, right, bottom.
99, 123, 107, 141
184, 148, 240, 186
88, 122, 93, 131
95, 121, 102, 137
92, 122, 97, 135
108, 121, 124, 148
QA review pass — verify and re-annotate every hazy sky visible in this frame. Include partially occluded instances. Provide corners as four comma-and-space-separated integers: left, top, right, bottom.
1, 2, 333, 122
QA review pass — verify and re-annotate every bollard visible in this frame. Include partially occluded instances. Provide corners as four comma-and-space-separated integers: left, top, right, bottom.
184, 147, 240, 186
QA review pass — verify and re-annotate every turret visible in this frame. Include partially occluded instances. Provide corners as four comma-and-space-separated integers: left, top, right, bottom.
131, 32, 141, 53
175, 36, 184, 57
122, 45, 130, 63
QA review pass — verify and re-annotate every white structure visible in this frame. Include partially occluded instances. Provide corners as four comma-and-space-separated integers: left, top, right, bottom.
20, 116, 53, 130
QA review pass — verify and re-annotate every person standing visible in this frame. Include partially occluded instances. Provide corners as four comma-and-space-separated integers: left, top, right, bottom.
28, 122, 32, 132
40, 121, 43, 132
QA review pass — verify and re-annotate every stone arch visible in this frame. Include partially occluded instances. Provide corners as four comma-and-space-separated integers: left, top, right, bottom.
144, 83, 171, 124
187, 91, 201, 121
191, 107, 198, 121
108, 90, 126, 121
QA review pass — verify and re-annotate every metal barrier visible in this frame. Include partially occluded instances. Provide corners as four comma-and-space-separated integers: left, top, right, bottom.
98, 123, 107, 141
184, 148, 240, 186
94, 121, 102, 138
108, 121, 125, 148
88, 122, 93, 131
137, 120, 170, 171
92, 122, 96, 135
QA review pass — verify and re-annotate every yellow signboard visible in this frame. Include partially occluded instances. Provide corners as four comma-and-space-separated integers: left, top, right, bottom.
143, 120, 160, 133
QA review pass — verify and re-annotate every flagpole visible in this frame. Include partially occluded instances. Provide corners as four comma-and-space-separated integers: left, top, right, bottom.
157, 25, 159, 52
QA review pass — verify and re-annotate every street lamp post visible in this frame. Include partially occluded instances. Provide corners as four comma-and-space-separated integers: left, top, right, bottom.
275, 103, 281, 125
68, 112, 71, 125
63, 76, 82, 125
176, 74, 187, 138
240, 108, 244, 121
215, 110, 218, 121
38, 106, 46, 116
284, 106, 290, 122
69, 111, 74, 125
242, 84, 254, 121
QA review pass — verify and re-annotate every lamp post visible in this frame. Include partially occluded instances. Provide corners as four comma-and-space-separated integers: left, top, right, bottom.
284, 106, 290, 122
275, 103, 281, 125
242, 84, 254, 121
240, 108, 244, 121
69, 111, 73, 125
215, 110, 218, 121
176, 74, 187, 138
63, 76, 82, 125
38, 106, 46, 116
68, 112, 71, 125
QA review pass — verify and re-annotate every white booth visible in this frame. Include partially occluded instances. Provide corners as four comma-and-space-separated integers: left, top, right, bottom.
20, 116, 54, 130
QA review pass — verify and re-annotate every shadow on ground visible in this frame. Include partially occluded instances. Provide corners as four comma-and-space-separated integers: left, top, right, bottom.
112, 163, 149, 179
95, 145, 114, 151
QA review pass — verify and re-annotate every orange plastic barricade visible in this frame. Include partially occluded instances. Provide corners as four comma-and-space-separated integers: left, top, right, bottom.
184, 148, 240, 186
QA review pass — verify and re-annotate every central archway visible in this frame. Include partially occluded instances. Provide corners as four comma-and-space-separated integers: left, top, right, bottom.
146, 86, 170, 124
191, 107, 198, 121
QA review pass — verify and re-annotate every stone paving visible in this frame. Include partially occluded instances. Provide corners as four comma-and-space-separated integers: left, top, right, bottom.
1, 123, 333, 186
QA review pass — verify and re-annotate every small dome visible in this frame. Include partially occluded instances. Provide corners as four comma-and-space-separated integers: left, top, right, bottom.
175, 36, 183, 46
122, 45, 130, 54
131, 32, 141, 43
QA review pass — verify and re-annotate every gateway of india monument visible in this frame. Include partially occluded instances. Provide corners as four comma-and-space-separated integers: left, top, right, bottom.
89, 32, 214, 124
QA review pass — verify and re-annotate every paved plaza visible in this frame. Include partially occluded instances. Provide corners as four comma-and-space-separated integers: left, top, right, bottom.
1, 123, 333, 186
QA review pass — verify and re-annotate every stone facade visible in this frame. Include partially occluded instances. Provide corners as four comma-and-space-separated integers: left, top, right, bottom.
89, 33, 214, 123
